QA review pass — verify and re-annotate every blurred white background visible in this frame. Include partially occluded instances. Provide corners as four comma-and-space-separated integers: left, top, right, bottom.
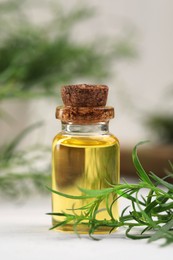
1, 0, 173, 147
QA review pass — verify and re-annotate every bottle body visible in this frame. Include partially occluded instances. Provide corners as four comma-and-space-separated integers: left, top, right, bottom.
51, 123, 120, 233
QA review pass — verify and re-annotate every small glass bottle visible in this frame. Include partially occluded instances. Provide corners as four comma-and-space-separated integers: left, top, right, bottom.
52, 84, 120, 233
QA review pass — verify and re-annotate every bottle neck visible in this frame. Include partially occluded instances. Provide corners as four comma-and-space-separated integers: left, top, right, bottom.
61, 122, 109, 135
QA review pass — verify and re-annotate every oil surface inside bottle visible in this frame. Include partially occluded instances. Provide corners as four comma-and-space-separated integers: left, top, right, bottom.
52, 134, 119, 233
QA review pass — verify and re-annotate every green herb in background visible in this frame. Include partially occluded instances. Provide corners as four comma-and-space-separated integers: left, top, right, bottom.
146, 115, 173, 144
0, 0, 137, 196
142, 86, 173, 145
0, 0, 137, 99
0, 122, 51, 198
0, 1, 172, 209
47, 142, 173, 246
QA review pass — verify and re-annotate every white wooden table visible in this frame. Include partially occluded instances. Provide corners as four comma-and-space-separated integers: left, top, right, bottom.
0, 196, 172, 260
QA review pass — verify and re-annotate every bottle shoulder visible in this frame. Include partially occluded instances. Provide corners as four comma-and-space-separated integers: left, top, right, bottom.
52, 132, 119, 148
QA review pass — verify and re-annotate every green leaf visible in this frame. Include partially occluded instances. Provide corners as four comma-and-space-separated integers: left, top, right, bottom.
47, 186, 92, 199
150, 172, 173, 190
148, 218, 173, 246
0, 121, 44, 161
132, 141, 153, 186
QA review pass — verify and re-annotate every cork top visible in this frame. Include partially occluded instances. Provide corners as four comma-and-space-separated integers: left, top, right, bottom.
61, 84, 108, 107
56, 84, 114, 124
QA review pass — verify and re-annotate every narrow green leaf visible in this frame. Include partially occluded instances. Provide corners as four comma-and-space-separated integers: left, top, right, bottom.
47, 186, 92, 199
148, 218, 173, 245
132, 141, 153, 186
1, 121, 44, 160
78, 186, 114, 197
126, 226, 151, 240
150, 172, 173, 190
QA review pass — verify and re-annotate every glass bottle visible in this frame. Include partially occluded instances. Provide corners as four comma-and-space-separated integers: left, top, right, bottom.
52, 84, 120, 233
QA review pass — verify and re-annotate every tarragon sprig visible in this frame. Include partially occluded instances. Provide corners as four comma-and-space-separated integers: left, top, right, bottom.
47, 142, 173, 246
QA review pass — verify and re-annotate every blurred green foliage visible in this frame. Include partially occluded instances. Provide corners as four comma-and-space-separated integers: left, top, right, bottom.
145, 86, 173, 144
0, 122, 51, 198
0, 0, 137, 197
0, 0, 137, 100
146, 115, 173, 144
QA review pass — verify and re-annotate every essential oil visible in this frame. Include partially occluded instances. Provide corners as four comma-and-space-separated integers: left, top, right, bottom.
51, 84, 120, 233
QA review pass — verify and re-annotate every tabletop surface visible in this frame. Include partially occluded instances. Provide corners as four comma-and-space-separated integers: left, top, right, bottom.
0, 196, 172, 260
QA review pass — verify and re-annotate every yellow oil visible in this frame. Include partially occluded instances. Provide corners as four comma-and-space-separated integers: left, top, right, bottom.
52, 133, 120, 233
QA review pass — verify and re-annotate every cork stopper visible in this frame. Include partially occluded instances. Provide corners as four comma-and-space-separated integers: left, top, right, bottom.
61, 84, 108, 107
56, 84, 114, 124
